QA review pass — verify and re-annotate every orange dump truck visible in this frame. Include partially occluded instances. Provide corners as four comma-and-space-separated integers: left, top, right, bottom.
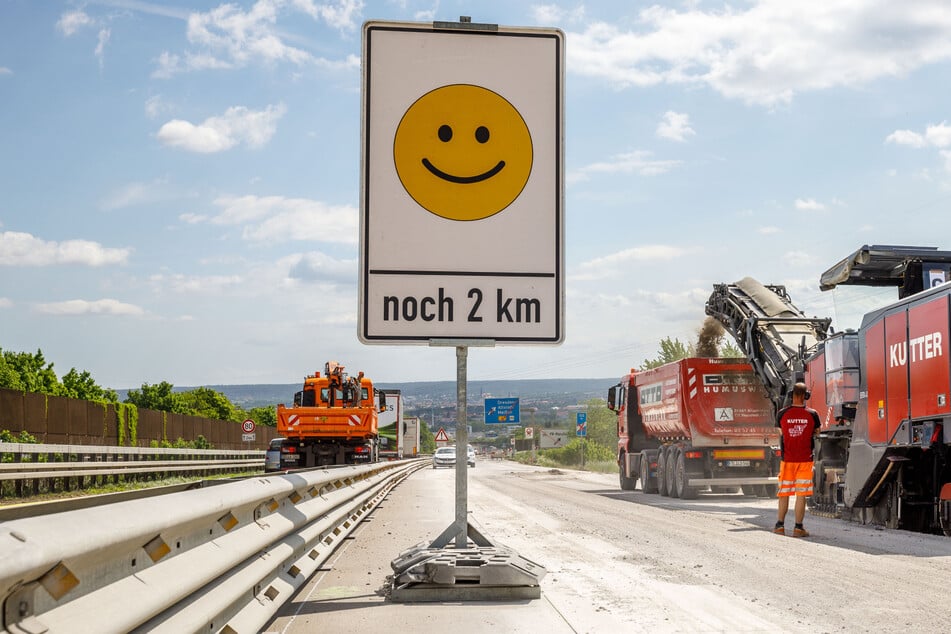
276, 361, 386, 468
608, 357, 780, 499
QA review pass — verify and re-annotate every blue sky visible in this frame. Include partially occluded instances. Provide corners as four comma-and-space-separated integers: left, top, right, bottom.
3, 0, 951, 389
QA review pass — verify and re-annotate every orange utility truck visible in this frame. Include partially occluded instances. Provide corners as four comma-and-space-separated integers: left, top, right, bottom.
276, 361, 386, 468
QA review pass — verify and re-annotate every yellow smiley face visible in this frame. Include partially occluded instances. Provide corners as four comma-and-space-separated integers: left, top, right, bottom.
393, 84, 533, 221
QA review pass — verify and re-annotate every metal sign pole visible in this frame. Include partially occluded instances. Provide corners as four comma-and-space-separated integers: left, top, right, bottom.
454, 345, 468, 548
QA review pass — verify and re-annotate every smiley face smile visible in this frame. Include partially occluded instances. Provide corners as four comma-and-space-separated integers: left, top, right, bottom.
421, 157, 506, 184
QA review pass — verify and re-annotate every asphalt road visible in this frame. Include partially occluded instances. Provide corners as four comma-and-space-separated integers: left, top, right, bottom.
265, 458, 951, 633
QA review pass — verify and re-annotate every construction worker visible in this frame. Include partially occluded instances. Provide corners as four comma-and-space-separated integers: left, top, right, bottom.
774, 382, 821, 537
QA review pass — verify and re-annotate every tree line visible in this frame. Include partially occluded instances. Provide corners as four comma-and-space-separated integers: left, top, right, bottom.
0, 347, 276, 427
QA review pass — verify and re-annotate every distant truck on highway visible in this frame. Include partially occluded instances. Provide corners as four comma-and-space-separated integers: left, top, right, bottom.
378, 389, 403, 460
276, 361, 386, 468
402, 415, 420, 458
608, 357, 780, 498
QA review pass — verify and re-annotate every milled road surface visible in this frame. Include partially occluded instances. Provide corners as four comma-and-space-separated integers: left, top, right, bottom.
266, 458, 951, 633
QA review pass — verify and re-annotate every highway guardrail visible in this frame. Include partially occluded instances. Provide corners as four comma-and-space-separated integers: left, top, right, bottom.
0, 458, 427, 633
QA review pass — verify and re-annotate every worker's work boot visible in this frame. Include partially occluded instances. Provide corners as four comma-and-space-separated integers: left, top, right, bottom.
792, 524, 809, 538
773, 522, 785, 535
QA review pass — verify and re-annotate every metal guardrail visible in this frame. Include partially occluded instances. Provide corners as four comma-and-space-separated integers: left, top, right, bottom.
0, 443, 265, 498
0, 458, 426, 633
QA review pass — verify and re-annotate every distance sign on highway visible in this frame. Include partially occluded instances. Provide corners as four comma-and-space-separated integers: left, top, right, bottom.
359, 20, 565, 344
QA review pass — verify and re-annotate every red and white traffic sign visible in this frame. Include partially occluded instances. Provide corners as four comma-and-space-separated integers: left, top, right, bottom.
434, 427, 450, 442
242, 419, 256, 433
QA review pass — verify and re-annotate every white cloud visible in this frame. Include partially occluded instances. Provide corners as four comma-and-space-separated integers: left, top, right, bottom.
290, 0, 363, 30
145, 95, 169, 119
886, 129, 927, 148
154, 1, 360, 76
567, 2, 951, 106
95, 28, 111, 69
35, 299, 145, 316
569, 150, 682, 183
100, 179, 178, 210
925, 122, 951, 148
157, 104, 286, 153
199, 194, 359, 244
758, 226, 780, 234
283, 251, 358, 284
149, 273, 243, 294
572, 245, 686, 281
0, 231, 130, 266
656, 111, 695, 142
0, 298, 12, 308
783, 251, 813, 267
533, 4, 585, 24
795, 198, 826, 211
0, 67, 11, 76
57, 10, 94, 36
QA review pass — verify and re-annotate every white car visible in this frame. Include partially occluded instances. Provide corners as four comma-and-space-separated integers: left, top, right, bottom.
433, 446, 456, 468
433, 445, 477, 468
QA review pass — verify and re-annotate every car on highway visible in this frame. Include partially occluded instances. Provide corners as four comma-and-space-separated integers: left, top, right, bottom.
265, 437, 284, 472
432, 445, 477, 468
433, 446, 456, 468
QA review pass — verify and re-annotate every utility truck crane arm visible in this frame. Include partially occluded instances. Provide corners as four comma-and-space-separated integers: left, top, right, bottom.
705, 277, 831, 411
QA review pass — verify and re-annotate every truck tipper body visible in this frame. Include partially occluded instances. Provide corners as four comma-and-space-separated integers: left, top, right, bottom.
276, 361, 385, 468
609, 357, 780, 499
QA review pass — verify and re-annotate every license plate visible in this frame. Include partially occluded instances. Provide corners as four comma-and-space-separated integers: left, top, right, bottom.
726, 460, 751, 467
282, 454, 299, 461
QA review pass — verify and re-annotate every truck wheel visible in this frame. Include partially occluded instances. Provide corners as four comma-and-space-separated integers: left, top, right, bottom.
759, 484, 778, 498
640, 451, 658, 494
657, 448, 670, 497
667, 447, 683, 498
741, 485, 758, 497
676, 451, 699, 499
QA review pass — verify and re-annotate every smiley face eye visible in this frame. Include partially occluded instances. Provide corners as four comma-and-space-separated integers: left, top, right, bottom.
438, 125, 453, 142
475, 126, 489, 143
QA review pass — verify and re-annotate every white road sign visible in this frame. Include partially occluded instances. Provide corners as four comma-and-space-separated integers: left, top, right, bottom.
359, 20, 565, 344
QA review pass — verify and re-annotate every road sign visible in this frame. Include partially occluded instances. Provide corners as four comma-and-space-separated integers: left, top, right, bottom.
359, 20, 565, 344
524, 427, 534, 439
576, 412, 587, 437
484, 398, 520, 424
434, 427, 451, 442
242, 433, 256, 442
539, 429, 568, 449
242, 419, 256, 433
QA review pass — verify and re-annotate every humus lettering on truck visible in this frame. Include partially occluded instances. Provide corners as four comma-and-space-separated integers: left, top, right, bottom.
889, 331, 944, 367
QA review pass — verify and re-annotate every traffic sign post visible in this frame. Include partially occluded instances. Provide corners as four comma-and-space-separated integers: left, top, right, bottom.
576, 412, 587, 469
242, 419, 256, 448
363, 17, 560, 600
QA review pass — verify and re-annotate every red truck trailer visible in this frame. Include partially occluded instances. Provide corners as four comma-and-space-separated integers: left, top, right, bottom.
608, 357, 780, 499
